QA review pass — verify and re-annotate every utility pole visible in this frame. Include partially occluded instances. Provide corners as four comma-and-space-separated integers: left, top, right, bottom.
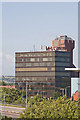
4, 94, 5, 119
26, 81, 28, 107
65, 88, 67, 96
65, 86, 70, 96
4, 94, 8, 119
24, 79, 30, 108
60, 88, 65, 96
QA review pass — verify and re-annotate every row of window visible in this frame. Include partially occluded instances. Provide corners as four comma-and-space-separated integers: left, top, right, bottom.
16, 52, 55, 57
55, 82, 70, 87
15, 77, 70, 83
28, 92, 48, 95
15, 77, 54, 81
15, 72, 55, 77
55, 78, 70, 82
28, 87, 55, 90
15, 62, 54, 67
15, 71, 70, 77
15, 82, 55, 87
16, 51, 70, 58
55, 72, 70, 76
30, 82, 54, 86
16, 57, 53, 62
55, 62, 70, 67
15, 67, 69, 73
15, 62, 70, 67
16, 57, 70, 63
55, 52, 70, 57
55, 57, 70, 62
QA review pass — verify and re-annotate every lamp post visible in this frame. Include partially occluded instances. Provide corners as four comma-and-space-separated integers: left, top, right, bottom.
60, 88, 65, 96
65, 86, 70, 96
26, 81, 28, 107
4, 94, 8, 118
24, 79, 30, 108
60, 86, 70, 97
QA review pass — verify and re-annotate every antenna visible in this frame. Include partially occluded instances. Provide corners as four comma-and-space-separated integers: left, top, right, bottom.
33, 44, 35, 51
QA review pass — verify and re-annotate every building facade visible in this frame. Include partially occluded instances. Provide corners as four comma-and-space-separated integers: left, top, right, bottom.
15, 35, 76, 97
15, 51, 71, 97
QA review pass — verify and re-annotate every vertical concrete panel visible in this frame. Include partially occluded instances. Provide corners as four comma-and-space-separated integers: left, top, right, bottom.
78, 78, 80, 92
78, 2, 80, 68
78, 2, 80, 96
71, 78, 78, 97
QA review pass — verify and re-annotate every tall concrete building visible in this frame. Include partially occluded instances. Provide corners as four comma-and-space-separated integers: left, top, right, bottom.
15, 35, 75, 97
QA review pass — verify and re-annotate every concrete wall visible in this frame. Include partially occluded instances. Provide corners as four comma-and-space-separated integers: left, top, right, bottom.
71, 78, 80, 96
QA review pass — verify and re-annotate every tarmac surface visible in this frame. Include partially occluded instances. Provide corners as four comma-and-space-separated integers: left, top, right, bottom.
0, 105, 25, 118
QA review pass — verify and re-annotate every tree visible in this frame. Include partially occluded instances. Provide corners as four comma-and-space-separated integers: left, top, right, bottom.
2, 81, 6, 86
53, 91, 61, 99
1, 87, 26, 104
20, 95, 79, 119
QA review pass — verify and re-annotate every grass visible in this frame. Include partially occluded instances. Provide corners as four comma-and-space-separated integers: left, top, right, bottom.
0, 103, 26, 108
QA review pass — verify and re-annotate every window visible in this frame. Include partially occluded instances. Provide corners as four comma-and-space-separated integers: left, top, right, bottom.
19, 54, 23, 57
47, 67, 51, 71
30, 58, 35, 62
39, 58, 43, 61
35, 58, 39, 61
22, 58, 24, 62
55, 72, 70, 76
55, 57, 70, 62
48, 57, 53, 61
43, 58, 48, 61
55, 52, 70, 57
47, 78, 52, 81
55, 62, 70, 67
26, 63, 31, 66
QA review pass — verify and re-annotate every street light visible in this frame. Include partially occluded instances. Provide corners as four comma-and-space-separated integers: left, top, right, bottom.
60, 88, 65, 96
65, 86, 70, 96
24, 79, 30, 108
60, 86, 70, 96
17, 80, 29, 107
4, 94, 8, 118
26, 81, 28, 108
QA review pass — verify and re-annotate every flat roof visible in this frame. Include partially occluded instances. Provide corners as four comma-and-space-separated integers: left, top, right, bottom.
65, 68, 80, 71
15, 51, 70, 54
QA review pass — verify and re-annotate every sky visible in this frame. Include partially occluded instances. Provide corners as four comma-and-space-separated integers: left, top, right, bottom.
2, 2, 78, 76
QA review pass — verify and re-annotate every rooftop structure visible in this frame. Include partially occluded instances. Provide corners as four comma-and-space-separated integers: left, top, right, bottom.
52, 35, 75, 67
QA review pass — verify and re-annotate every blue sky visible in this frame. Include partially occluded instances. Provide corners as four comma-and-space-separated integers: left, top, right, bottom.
2, 2, 78, 75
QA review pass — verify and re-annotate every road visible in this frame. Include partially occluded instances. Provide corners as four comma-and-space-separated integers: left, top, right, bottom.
0, 105, 25, 118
